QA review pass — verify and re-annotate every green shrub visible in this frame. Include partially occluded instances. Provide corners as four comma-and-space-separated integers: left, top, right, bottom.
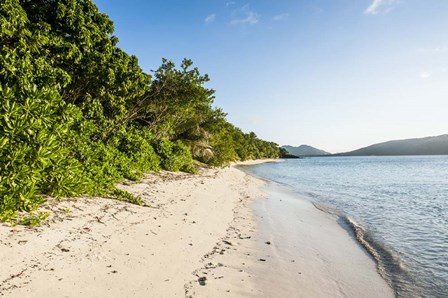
155, 139, 196, 173
69, 122, 161, 193
116, 126, 161, 177
0, 85, 87, 216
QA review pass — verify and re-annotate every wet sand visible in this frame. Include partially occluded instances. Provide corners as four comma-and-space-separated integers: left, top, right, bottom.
249, 183, 394, 297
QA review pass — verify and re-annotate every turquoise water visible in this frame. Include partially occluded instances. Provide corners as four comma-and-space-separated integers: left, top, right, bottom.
243, 156, 448, 298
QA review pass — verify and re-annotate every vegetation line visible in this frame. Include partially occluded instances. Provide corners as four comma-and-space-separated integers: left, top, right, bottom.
0, 0, 282, 223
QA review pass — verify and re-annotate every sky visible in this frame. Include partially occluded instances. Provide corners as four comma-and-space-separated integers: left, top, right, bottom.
93, 0, 448, 153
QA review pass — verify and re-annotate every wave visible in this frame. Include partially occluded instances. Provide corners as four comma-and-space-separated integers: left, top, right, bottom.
341, 216, 423, 298
312, 202, 341, 216
311, 199, 423, 297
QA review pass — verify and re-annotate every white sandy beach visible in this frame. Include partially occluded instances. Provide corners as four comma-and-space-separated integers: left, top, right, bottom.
0, 161, 393, 297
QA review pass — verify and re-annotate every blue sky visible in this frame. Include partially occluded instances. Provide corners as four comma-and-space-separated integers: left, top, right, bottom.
94, 0, 448, 152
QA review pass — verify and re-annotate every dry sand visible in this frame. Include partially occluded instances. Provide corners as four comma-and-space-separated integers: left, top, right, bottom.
0, 160, 393, 297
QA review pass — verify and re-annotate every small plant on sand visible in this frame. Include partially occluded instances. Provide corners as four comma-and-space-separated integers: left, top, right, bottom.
62, 208, 72, 214
110, 188, 144, 206
18, 211, 49, 227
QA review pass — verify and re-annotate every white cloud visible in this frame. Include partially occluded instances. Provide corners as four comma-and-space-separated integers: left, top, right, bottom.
433, 47, 448, 53
226, 1, 235, 6
272, 13, 289, 21
417, 46, 448, 53
205, 14, 216, 24
231, 5, 260, 25
364, 0, 398, 15
420, 72, 431, 79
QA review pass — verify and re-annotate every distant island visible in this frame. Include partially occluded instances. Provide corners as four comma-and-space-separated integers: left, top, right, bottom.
282, 135, 448, 157
336, 134, 448, 156
282, 145, 330, 157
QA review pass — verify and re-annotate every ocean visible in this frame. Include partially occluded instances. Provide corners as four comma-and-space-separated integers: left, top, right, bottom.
242, 156, 448, 298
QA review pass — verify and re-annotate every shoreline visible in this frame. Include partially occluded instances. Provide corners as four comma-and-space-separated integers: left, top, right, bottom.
0, 161, 393, 297
249, 182, 394, 297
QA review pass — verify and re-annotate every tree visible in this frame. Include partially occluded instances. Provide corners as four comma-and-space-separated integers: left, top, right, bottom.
0, 0, 282, 220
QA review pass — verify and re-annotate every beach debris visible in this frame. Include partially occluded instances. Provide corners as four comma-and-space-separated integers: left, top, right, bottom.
95, 216, 105, 224
238, 234, 251, 239
198, 276, 207, 286
60, 248, 70, 252
223, 240, 233, 246
111, 270, 118, 274
265, 241, 271, 245
3, 268, 27, 286
258, 258, 266, 262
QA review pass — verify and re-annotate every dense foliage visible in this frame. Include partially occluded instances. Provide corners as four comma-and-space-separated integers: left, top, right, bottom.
0, 0, 281, 220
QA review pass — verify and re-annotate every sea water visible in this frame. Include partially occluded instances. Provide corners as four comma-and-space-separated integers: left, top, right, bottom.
242, 156, 448, 298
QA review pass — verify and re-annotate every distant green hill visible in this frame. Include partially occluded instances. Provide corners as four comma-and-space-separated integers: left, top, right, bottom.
337, 134, 448, 156
282, 145, 330, 156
